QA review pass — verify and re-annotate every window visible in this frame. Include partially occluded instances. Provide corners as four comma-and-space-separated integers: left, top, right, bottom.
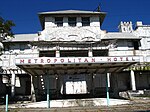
93, 50, 108, 56
55, 17, 63, 26
82, 17, 90, 26
60, 50, 88, 57
127, 40, 133, 47
20, 44, 25, 51
68, 17, 76, 26
133, 41, 139, 50
39, 51, 55, 57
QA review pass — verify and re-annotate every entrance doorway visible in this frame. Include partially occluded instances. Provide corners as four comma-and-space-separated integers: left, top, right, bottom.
64, 74, 87, 94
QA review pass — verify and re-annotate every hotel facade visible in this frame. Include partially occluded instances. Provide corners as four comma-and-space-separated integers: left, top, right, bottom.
0, 9, 150, 101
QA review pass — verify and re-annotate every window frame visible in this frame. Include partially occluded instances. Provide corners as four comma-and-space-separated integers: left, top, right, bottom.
68, 17, 77, 27
55, 17, 63, 27
82, 17, 90, 26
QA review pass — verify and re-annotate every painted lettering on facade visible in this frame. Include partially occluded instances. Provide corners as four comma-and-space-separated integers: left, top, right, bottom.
16, 57, 139, 65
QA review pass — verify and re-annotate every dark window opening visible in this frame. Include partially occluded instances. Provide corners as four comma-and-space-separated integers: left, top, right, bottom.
123, 28, 126, 31
60, 50, 88, 57
133, 41, 139, 50
39, 51, 55, 57
4, 46, 10, 51
20, 44, 25, 51
82, 17, 90, 26
55, 17, 63, 26
25, 80, 31, 95
68, 17, 76, 27
93, 50, 108, 56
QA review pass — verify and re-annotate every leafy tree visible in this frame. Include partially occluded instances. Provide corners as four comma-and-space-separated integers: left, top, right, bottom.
0, 16, 15, 39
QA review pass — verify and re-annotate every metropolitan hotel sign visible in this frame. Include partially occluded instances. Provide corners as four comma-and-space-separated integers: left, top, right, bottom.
15, 56, 140, 65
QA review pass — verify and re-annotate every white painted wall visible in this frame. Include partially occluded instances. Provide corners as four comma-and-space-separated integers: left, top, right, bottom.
40, 15, 102, 42
1, 43, 39, 69
134, 22, 150, 50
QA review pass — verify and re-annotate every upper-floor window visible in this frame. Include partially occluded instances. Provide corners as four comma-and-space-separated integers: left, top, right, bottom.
82, 17, 90, 26
20, 44, 25, 51
39, 51, 55, 57
93, 50, 108, 56
60, 50, 88, 57
55, 17, 63, 26
68, 17, 76, 27
133, 41, 140, 50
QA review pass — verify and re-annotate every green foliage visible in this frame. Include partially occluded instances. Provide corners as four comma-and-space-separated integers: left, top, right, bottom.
0, 16, 15, 38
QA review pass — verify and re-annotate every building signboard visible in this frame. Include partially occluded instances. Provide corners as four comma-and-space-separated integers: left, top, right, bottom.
15, 56, 140, 65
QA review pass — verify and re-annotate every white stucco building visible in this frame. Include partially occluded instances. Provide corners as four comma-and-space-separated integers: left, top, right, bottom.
0, 9, 150, 102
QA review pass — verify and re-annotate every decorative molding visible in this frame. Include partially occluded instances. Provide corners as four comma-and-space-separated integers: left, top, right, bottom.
39, 27, 101, 42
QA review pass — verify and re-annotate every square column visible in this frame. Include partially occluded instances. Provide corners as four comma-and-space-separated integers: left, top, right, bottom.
130, 70, 136, 91
11, 71, 16, 97
56, 50, 60, 57
106, 73, 110, 106
63, 17, 68, 26
31, 75, 36, 102
88, 48, 93, 57
46, 75, 50, 108
77, 17, 82, 26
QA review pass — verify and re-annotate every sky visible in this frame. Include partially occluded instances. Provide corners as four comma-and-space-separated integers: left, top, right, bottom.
0, 0, 150, 34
